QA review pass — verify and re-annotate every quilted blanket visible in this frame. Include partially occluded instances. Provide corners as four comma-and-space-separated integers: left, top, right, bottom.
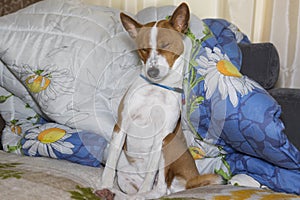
2, 150, 300, 200
0, 0, 299, 196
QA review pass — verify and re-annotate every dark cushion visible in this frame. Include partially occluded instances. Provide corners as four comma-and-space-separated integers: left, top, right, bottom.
0, 115, 4, 150
239, 43, 280, 90
269, 88, 300, 150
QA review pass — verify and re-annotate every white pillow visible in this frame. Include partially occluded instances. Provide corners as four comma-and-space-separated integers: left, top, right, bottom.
0, 0, 140, 140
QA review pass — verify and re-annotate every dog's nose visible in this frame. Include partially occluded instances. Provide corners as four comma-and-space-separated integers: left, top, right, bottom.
147, 67, 160, 78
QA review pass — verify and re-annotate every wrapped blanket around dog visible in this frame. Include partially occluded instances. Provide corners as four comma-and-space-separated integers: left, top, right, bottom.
0, 0, 299, 195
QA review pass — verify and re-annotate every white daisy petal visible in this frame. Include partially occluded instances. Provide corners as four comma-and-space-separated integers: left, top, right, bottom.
207, 61, 217, 69
45, 65, 58, 72
56, 139, 75, 149
197, 68, 207, 75
29, 128, 41, 134
196, 57, 209, 68
22, 140, 35, 150
28, 142, 39, 156
205, 47, 213, 54
246, 77, 262, 89
218, 76, 228, 99
52, 76, 74, 84
47, 145, 57, 158
213, 47, 224, 58
61, 133, 72, 140
25, 132, 38, 140
51, 142, 73, 155
205, 70, 219, 99
206, 67, 218, 80
45, 85, 57, 100
52, 82, 75, 93
231, 77, 244, 95
243, 79, 253, 95
37, 143, 49, 157
210, 53, 221, 62
227, 77, 239, 107
43, 124, 54, 129
51, 69, 69, 77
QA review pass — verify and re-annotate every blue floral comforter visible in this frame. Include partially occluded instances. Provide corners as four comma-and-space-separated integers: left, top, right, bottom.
181, 18, 300, 194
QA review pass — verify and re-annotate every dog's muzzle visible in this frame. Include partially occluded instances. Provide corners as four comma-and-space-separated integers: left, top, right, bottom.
147, 67, 160, 79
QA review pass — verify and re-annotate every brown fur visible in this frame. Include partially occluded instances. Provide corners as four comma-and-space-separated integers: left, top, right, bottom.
119, 2, 222, 193
163, 123, 222, 189
120, 3, 189, 70
113, 90, 127, 134
135, 21, 185, 68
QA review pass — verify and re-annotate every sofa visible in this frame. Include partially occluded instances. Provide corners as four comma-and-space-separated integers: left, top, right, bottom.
0, 0, 299, 199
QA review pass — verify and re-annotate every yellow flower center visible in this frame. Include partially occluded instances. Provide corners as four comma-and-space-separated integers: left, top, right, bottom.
189, 146, 205, 160
11, 125, 22, 135
216, 60, 242, 77
37, 128, 66, 144
25, 75, 51, 93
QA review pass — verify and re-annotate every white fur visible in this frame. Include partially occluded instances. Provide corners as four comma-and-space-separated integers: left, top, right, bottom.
150, 23, 157, 49
167, 176, 187, 195
144, 23, 170, 82
101, 26, 192, 199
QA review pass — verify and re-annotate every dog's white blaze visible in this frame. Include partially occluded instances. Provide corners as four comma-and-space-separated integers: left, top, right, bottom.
150, 23, 158, 52
147, 23, 158, 69
145, 23, 170, 80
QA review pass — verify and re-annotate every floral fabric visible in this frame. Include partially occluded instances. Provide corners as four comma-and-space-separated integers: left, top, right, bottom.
181, 18, 300, 194
0, 0, 140, 167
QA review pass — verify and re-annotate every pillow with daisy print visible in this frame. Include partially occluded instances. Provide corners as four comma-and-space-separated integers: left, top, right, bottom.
0, 81, 107, 167
182, 18, 300, 194
21, 122, 107, 167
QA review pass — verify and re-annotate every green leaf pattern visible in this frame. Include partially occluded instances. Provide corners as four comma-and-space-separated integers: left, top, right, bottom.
184, 25, 212, 138
0, 162, 23, 179
184, 23, 232, 181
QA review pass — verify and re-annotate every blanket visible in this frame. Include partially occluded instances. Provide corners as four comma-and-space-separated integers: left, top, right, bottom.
0, 0, 299, 195
2, 150, 300, 200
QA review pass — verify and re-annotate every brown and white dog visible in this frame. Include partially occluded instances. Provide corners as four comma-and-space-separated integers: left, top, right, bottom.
96, 3, 222, 199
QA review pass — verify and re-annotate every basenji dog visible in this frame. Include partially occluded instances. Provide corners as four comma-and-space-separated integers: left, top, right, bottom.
96, 3, 222, 199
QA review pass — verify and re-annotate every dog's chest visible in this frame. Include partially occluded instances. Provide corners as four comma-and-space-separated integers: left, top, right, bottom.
125, 84, 180, 130
121, 79, 181, 151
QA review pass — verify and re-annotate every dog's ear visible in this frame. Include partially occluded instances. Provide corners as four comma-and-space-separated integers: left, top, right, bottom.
120, 13, 142, 38
169, 3, 190, 33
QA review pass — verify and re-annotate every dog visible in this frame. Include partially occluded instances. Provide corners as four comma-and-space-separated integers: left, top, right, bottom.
95, 3, 222, 199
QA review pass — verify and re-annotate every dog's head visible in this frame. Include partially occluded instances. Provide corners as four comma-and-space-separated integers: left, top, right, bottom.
120, 3, 190, 82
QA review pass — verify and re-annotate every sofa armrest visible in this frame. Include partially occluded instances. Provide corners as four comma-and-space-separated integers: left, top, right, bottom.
239, 43, 280, 90
269, 88, 300, 150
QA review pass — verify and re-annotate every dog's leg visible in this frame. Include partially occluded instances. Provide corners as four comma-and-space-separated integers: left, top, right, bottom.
147, 158, 168, 198
130, 159, 168, 200
101, 126, 126, 189
138, 133, 163, 193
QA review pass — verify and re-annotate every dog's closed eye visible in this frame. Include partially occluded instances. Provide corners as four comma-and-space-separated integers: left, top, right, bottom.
160, 42, 170, 49
140, 48, 148, 53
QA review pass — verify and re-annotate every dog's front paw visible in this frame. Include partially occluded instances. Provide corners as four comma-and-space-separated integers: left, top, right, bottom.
95, 188, 115, 200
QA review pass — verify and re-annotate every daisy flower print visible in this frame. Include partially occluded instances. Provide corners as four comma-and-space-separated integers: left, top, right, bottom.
196, 47, 261, 107
22, 123, 74, 158
10, 64, 75, 107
